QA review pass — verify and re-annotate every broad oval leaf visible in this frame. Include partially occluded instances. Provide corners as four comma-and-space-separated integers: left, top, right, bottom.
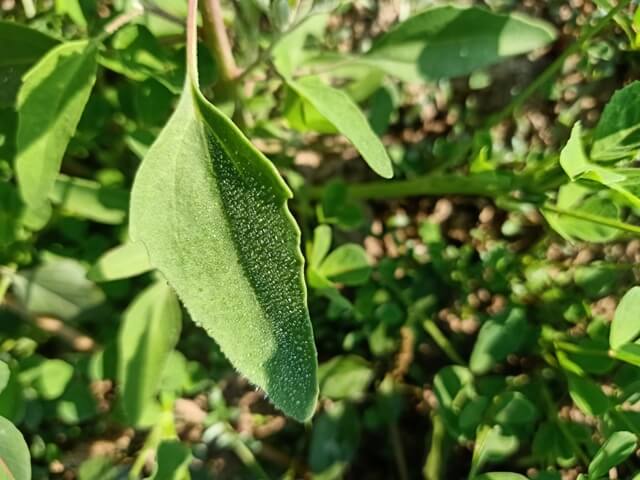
88, 241, 152, 282
286, 76, 393, 179
118, 281, 181, 426
0, 415, 30, 480
610, 286, 640, 349
588, 431, 637, 479
317, 244, 371, 286
129, 84, 318, 421
365, 5, 556, 82
0, 20, 59, 108
15, 40, 98, 209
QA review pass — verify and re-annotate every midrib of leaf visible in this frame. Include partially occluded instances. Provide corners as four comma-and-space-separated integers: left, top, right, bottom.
0, 457, 15, 480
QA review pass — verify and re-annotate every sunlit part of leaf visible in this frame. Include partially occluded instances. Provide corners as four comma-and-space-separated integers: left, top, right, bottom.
49, 174, 129, 225
592, 81, 640, 161
0, 415, 30, 480
567, 373, 609, 416
317, 244, 371, 286
365, 5, 556, 82
118, 282, 181, 426
12, 259, 104, 320
88, 241, 152, 282
129, 84, 318, 421
149, 440, 192, 480
317, 355, 373, 400
15, 41, 98, 209
285, 76, 393, 178
0, 20, 58, 108
610, 286, 640, 349
560, 123, 640, 208
588, 431, 637, 479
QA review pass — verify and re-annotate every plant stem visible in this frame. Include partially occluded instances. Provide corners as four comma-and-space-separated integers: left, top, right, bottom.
186, 0, 200, 85
309, 171, 517, 200
199, 0, 239, 85
103, 4, 144, 35
423, 413, 449, 480
487, 0, 632, 127
423, 320, 466, 365
390, 422, 410, 480
542, 204, 640, 235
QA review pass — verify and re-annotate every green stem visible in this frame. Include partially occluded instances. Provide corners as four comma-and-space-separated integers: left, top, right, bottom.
539, 381, 590, 466
423, 413, 449, 480
186, 0, 199, 85
199, 0, 239, 85
423, 320, 465, 366
309, 172, 517, 201
487, 0, 632, 127
555, 340, 612, 358
542, 204, 640, 235
390, 422, 410, 480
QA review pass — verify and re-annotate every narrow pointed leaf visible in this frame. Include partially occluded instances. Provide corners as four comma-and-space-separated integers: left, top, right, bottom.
118, 281, 181, 426
129, 84, 318, 421
365, 5, 556, 82
0, 21, 59, 108
588, 431, 637, 478
285, 77, 393, 179
15, 40, 98, 209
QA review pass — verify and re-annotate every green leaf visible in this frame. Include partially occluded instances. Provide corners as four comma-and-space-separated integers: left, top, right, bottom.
49, 174, 129, 225
309, 225, 332, 269
12, 259, 104, 320
0, 415, 30, 480
317, 355, 373, 400
309, 401, 360, 473
0, 362, 8, 396
317, 244, 371, 286
567, 373, 609, 416
610, 287, 640, 349
613, 343, 640, 368
0, 182, 23, 247
20, 358, 74, 400
472, 424, 519, 474
592, 81, 640, 161
15, 41, 98, 209
87, 242, 152, 282
129, 82, 318, 421
491, 392, 538, 427
588, 431, 637, 479
285, 76, 393, 178
475, 474, 528, 480
470, 308, 528, 375
0, 20, 59, 108
149, 440, 192, 480
117, 282, 181, 426
364, 5, 556, 82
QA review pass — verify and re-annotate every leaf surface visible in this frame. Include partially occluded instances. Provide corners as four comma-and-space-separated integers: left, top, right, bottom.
588, 431, 637, 478
610, 286, 640, 349
286, 76, 393, 178
0, 415, 30, 480
15, 41, 98, 209
118, 282, 181, 426
129, 84, 318, 421
88, 241, 152, 282
365, 5, 556, 81
0, 21, 58, 108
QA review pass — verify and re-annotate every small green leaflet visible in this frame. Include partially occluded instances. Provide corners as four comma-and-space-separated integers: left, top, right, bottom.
149, 440, 192, 480
364, 5, 556, 82
610, 286, 640, 349
129, 82, 318, 421
0, 415, 31, 480
15, 40, 98, 209
285, 76, 393, 178
588, 431, 637, 479
88, 241, 152, 282
118, 281, 181, 426
592, 81, 640, 161
0, 21, 59, 108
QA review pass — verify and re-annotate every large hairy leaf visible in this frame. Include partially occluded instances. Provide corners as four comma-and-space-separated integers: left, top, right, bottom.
365, 5, 556, 82
0, 21, 58, 108
0, 415, 30, 480
118, 281, 181, 426
129, 83, 318, 421
15, 40, 98, 209
286, 77, 393, 178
